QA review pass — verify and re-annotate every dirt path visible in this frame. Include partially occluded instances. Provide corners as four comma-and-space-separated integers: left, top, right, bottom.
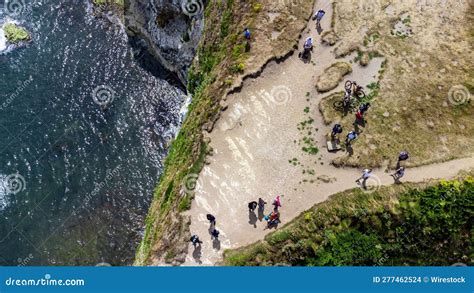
183, 0, 474, 266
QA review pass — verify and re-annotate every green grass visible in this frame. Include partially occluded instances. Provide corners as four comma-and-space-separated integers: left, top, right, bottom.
223, 176, 474, 266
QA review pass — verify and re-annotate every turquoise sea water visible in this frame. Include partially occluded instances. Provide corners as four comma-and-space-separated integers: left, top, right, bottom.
0, 1, 186, 265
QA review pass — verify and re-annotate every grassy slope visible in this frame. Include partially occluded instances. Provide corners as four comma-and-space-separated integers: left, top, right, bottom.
134, 0, 315, 265
223, 173, 474, 266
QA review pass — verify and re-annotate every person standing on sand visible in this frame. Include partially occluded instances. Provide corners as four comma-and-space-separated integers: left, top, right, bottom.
211, 228, 220, 240
190, 235, 202, 247
356, 169, 373, 188
206, 214, 216, 226
272, 196, 282, 210
248, 201, 258, 212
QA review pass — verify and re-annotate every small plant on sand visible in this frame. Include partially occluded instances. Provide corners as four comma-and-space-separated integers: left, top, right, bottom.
252, 3, 263, 13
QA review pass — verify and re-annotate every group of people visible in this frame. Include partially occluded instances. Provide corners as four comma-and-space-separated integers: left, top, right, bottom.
190, 196, 283, 249
330, 81, 372, 149
190, 214, 220, 248
249, 195, 282, 229
299, 9, 326, 60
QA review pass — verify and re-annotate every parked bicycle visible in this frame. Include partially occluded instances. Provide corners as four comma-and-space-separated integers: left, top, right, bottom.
333, 90, 358, 112
345, 80, 366, 100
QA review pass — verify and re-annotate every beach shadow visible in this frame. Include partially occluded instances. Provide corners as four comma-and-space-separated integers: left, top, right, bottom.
392, 175, 403, 185
248, 211, 257, 228
212, 238, 221, 251
258, 208, 265, 222
316, 23, 323, 35
192, 245, 202, 264
346, 144, 354, 156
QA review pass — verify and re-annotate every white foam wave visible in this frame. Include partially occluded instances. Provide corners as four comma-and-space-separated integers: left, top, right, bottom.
0, 28, 6, 52
0, 174, 9, 211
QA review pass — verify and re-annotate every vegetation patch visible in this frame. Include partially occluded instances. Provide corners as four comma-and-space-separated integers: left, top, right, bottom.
3, 23, 31, 44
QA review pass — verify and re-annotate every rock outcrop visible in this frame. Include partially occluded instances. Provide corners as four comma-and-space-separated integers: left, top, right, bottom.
123, 0, 205, 84
315, 62, 352, 92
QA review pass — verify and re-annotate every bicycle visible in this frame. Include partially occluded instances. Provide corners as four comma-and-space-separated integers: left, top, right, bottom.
345, 80, 366, 100
333, 94, 358, 112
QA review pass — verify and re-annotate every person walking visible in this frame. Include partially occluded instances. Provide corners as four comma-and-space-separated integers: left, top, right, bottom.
356, 169, 373, 188
355, 110, 364, 123
313, 9, 326, 25
397, 151, 410, 168
210, 228, 220, 240
248, 201, 258, 212
206, 214, 216, 226
244, 28, 251, 40
345, 131, 358, 147
398, 151, 409, 162
190, 235, 202, 247
243, 28, 251, 52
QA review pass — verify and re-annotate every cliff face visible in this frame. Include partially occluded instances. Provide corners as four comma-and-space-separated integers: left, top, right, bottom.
123, 0, 204, 84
